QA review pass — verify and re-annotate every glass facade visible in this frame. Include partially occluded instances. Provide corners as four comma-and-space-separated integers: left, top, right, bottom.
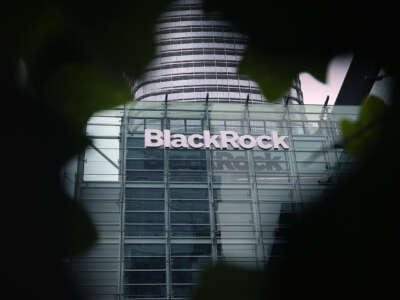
132, 0, 303, 104
65, 101, 359, 300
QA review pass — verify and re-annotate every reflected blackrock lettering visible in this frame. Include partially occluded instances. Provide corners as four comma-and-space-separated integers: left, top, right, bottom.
213, 152, 284, 171
145, 129, 289, 150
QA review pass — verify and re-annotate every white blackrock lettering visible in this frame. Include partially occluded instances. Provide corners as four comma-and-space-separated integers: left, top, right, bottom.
144, 129, 289, 150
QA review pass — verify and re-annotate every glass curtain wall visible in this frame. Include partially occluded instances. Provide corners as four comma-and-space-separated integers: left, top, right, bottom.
121, 101, 358, 299
65, 102, 358, 300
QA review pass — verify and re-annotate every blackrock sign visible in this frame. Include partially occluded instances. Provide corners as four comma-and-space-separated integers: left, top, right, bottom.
144, 129, 289, 150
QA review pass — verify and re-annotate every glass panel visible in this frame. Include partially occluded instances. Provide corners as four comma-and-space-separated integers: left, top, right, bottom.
170, 119, 185, 132
127, 137, 144, 148
127, 121, 144, 133
295, 151, 326, 162
169, 171, 207, 182
125, 244, 165, 256
217, 213, 252, 224
213, 159, 248, 171
172, 285, 195, 298
127, 149, 164, 159
213, 189, 251, 201
293, 140, 324, 151
125, 212, 164, 223
172, 271, 200, 283
252, 151, 286, 161
126, 200, 164, 211
172, 257, 212, 269
169, 149, 206, 159
212, 172, 250, 183
258, 189, 292, 201
297, 162, 328, 172
171, 225, 211, 237
124, 285, 166, 297
186, 119, 202, 133
171, 212, 210, 224
260, 213, 280, 225
125, 188, 164, 199
125, 257, 165, 269
217, 244, 256, 257
126, 160, 163, 170
170, 159, 207, 170
217, 225, 255, 238
256, 174, 290, 184
254, 161, 288, 172
170, 200, 209, 211
124, 271, 165, 283
259, 203, 283, 213
169, 188, 208, 200
171, 244, 211, 256
126, 171, 164, 182
125, 225, 165, 237
216, 202, 251, 212
146, 119, 162, 129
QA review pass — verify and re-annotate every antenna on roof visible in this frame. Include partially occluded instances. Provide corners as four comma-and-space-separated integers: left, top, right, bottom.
324, 95, 330, 107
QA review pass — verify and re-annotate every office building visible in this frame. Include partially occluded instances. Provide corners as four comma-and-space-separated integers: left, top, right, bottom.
62, 1, 357, 299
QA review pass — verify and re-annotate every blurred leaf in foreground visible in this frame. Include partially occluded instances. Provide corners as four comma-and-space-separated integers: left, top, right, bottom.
62, 197, 98, 256
44, 63, 130, 131
239, 46, 329, 100
192, 262, 265, 300
340, 96, 387, 160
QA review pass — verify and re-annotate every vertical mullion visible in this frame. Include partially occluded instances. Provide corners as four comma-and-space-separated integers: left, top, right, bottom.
164, 101, 171, 300
119, 104, 128, 299
205, 102, 218, 263
245, 104, 264, 268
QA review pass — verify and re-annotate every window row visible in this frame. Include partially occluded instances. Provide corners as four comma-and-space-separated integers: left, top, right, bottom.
134, 72, 247, 91
155, 48, 244, 58
124, 243, 267, 258
158, 15, 230, 24
145, 59, 239, 72
124, 200, 295, 213
156, 25, 237, 35
125, 224, 211, 237
125, 243, 212, 257
125, 144, 335, 162
124, 187, 301, 202
124, 270, 201, 284
136, 86, 263, 101
124, 243, 266, 257
163, 3, 203, 11
124, 284, 196, 298
125, 212, 210, 224
125, 162, 328, 173
125, 170, 297, 183
157, 37, 247, 46
126, 200, 209, 211
124, 224, 287, 239
125, 188, 209, 200
125, 256, 211, 270
125, 147, 337, 163
126, 160, 289, 172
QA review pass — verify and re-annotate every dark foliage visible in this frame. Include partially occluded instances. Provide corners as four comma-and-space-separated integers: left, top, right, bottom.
1, 0, 399, 299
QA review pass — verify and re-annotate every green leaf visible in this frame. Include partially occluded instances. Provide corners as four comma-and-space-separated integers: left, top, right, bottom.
239, 45, 330, 101
62, 198, 98, 256
340, 96, 387, 160
191, 262, 265, 300
44, 63, 130, 129
22, 6, 66, 64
